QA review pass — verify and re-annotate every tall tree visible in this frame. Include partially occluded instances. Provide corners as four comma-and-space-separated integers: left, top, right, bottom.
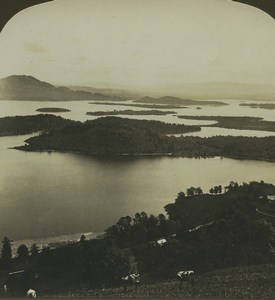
17, 244, 29, 260
30, 243, 39, 257
1, 237, 12, 270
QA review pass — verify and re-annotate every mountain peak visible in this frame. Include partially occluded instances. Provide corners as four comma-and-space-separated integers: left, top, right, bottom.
2, 74, 52, 85
0, 75, 126, 101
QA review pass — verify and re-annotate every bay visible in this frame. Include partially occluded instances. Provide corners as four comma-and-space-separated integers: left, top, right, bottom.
1, 134, 275, 240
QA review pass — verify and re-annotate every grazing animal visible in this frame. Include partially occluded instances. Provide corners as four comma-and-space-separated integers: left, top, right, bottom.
3, 284, 8, 295
122, 273, 140, 292
26, 289, 37, 298
177, 270, 195, 289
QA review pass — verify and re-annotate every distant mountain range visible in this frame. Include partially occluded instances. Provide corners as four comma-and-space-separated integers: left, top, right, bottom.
0, 75, 127, 101
1, 75, 275, 102
67, 85, 139, 100
139, 82, 275, 101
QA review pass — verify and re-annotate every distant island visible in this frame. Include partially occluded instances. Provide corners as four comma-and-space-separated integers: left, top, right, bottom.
134, 96, 227, 106
240, 103, 275, 110
178, 115, 275, 132
90, 101, 186, 109
36, 108, 71, 113
86, 109, 176, 116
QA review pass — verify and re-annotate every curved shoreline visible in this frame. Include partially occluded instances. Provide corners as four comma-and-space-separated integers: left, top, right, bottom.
12, 146, 275, 163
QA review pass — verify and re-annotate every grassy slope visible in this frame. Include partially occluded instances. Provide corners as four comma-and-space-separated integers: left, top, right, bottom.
51, 264, 275, 298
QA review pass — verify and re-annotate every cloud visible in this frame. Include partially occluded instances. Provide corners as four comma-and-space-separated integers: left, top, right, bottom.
0, 0, 275, 87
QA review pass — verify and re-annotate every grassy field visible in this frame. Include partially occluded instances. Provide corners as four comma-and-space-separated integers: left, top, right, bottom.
49, 264, 275, 298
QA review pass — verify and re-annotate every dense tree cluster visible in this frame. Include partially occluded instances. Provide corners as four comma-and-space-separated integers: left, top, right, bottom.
209, 185, 222, 194
11, 116, 275, 162
0, 114, 77, 136
105, 212, 176, 247
19, 117, 200, 154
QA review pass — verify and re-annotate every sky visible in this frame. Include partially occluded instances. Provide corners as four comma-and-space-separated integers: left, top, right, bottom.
0, 0, 275, 88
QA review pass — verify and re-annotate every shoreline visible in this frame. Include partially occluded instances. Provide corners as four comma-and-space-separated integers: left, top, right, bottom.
12, 146, 275, 163
11, 231, 104, 256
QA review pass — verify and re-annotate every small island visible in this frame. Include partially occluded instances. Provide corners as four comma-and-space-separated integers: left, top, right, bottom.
134, 96, 227, 106
240, 103, 275, 110
86, 109, 176, 116
36, 107, 71, 113
178, 115, 275, 132
89, 101, 186, 109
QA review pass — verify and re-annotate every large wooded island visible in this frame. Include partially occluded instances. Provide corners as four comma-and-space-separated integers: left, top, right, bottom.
3, 114, 275, 162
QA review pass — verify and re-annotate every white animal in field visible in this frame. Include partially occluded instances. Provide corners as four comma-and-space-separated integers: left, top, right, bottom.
177, 270, 195, 288
122, 273, 140, 292
26, 289, 37, 298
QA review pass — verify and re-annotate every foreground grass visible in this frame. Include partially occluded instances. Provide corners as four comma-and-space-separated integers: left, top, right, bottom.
48, 264, 275, 298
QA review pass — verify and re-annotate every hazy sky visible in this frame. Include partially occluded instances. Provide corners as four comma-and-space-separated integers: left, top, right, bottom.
0, 0, 275, 87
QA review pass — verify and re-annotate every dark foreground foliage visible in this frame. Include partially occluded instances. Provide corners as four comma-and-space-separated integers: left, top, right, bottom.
0, 181, 274, 297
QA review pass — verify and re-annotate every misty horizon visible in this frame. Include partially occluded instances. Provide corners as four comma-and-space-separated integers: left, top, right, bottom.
0, 0, 274, 99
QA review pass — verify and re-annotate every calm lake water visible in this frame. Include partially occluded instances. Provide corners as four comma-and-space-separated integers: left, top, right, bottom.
1, 134, 275, 240
1, 99, 275, 240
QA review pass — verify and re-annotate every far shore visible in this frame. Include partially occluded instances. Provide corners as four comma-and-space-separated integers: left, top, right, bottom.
11, 231, 104, 257
86, 109, 176, 116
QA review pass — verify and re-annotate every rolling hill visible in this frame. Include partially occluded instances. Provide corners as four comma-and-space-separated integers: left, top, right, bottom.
0, 75, 125, 101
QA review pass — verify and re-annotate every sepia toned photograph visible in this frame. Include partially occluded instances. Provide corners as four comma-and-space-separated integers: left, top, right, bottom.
0, 0, 275, 298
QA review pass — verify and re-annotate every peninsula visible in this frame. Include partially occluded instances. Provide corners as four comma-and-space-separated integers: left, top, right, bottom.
86, 109, 176, 116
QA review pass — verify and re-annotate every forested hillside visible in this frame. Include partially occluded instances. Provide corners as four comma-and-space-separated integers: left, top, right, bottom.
11, 116, 275, 162
0, 114, 77, 136
0, 181, 274, 297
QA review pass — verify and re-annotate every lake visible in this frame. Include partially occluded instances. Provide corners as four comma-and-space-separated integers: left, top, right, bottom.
2, 99, 275, 137
2, 99, 275, 240
1, 134, 275, 240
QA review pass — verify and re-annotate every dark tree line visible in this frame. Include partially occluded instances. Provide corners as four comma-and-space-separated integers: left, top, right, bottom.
105, 212, 176, 247
0, 114, 77, 137
0, 181, 274, 294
